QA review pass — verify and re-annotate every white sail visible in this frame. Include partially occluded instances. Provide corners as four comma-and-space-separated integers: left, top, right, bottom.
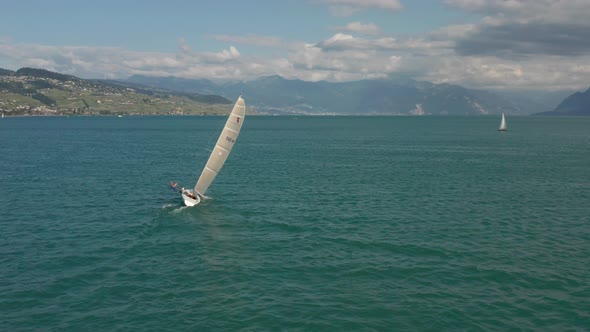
193, 96, 246, 196
498, 112, 507, 131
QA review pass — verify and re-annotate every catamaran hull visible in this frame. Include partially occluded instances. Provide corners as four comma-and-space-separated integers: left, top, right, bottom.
182, 191, 201, 206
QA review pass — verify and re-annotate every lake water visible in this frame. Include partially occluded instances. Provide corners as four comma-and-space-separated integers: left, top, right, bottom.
1, 115, 589, 330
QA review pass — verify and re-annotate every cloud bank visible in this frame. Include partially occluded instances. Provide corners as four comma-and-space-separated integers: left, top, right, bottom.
331, 22, 381, 36
2, 1, 590, 91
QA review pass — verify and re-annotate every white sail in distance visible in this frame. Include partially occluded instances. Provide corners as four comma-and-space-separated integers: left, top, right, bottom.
194, 96, 246, 196
499, 112, 507, 131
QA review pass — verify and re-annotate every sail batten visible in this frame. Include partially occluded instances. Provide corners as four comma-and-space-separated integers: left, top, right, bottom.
193, 96, 246, 196
224, 126, 239, 134
215, 144, 230, 153
204, 166, 218, 174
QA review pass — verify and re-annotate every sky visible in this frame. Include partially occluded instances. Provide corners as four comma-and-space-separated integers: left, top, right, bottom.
1, 0, 590, 91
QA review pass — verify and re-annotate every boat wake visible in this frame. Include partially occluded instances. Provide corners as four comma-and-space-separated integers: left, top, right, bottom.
171, 206, 188, 214
160, 203, 189, 214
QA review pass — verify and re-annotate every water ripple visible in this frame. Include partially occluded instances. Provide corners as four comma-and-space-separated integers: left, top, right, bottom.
1, 116, 589, 330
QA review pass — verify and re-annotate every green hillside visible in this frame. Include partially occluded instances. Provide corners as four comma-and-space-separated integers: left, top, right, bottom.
0, 67, 233, 116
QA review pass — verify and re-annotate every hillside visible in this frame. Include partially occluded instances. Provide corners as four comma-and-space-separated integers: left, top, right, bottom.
0, 68, 15, 76
128, 74, 534, 115
0, 68, 232, 116
535, 87, 590, 116
1, 67, 553, 116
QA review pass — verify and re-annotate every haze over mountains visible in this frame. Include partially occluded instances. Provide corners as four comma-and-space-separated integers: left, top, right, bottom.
1, 66, 587, 116
536, 88, 590, 116
127, 74, 572, 116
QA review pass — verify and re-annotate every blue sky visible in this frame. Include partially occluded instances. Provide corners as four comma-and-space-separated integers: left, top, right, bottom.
1, 1, 471, 50
1, 0, 590, 91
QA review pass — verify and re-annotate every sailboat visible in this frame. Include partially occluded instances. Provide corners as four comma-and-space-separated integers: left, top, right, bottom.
498, 112, 507, 131
173, 96, 246, 206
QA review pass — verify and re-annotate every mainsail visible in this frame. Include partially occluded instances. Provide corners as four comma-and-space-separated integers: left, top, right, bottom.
193, 96, 246, 196
499, 112, 507, 131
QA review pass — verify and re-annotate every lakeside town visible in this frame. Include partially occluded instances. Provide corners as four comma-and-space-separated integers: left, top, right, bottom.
0, 68, 234, 116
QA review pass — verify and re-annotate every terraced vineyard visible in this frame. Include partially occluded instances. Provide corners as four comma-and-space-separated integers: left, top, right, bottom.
0, 68, 233, 116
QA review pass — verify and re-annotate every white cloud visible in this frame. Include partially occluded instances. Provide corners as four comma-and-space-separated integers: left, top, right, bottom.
430, 24, 477, 40
177, 39, 241, 63
0, 41, 245, 80
4, 0, 590, 93
415, 54, 590, 91
285, 41, 403, 81
315, 0, 402, 15
331, 22, 381, 35
1, 33, 588, 90
316, 33, 452, 55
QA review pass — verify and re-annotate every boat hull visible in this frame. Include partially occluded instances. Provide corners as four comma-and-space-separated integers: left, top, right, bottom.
182, 190, 201, 206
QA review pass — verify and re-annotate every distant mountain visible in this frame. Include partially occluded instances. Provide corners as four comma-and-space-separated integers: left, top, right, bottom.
126, 74, 531, 115
0, 67, 232, 116
16, 67, 80, 81
96, 79, 231, 104
127, 75, 218, 95
0, 68, 15, 76
535, 87, 590, 116
2, 67, 559, 116
493, 89, 575, 115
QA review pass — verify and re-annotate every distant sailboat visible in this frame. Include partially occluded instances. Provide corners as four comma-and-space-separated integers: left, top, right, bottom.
498, 112, 507, 131
172, 96, 246, 206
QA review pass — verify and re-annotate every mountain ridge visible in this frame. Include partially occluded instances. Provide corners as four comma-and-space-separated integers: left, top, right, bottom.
534, 87, 590, 116
2, 67, 581, 116
0, 67, 233, 115
126, 74, 537, 115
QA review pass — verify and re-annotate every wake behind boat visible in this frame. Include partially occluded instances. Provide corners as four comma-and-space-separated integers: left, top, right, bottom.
171, 96, 246, 206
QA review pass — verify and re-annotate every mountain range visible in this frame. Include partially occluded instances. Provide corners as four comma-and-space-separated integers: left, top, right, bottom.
127, 74, 548, 116
1, 66, 586, 116
535, 87, 590, 116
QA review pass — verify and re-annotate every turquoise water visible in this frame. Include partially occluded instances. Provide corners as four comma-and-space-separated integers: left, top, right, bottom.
1, 116, 589, 330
